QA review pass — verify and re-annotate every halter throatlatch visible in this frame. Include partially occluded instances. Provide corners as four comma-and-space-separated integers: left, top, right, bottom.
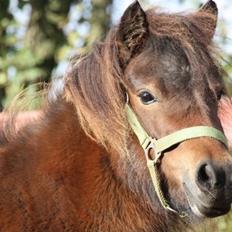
126, 104, 228, 217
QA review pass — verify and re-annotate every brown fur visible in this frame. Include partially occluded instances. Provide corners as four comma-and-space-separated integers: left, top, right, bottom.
0, 111, 41, 132
0, 1, 231, 231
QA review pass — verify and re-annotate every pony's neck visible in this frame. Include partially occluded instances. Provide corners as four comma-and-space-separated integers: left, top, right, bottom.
36, 99, 180, 231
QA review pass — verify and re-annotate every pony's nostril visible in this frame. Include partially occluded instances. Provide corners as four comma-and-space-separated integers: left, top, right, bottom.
196, 162, 226, 191
198, 164, 210, 183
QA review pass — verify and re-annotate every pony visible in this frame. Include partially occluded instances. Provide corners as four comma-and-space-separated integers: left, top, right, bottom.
0, 1, 232, 231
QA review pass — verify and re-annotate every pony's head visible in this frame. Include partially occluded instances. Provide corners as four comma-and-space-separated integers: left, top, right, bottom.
66, 0, 232, 219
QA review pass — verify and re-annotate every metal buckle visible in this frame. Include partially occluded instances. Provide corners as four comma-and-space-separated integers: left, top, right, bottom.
144, 141, 162, 165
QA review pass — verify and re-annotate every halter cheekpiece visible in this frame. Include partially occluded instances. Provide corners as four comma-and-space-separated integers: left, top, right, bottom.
126, 103, 228, 217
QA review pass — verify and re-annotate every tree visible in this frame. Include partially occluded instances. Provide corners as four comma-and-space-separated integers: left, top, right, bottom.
0, 0, 13, 110
0, 0, 112, 108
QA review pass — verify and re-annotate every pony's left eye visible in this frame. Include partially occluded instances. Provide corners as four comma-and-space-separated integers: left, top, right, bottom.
217, 89, 225, 100
138, 91, 157, 105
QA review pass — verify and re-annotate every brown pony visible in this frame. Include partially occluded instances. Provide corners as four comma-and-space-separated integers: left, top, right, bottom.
0, 1, 232, 231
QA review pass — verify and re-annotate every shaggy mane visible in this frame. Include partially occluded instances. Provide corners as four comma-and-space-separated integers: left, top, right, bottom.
64, 7, 222, 155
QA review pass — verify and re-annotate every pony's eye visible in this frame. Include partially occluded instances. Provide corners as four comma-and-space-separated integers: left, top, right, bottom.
139, 91, 157, 105
217, 89, 225, 100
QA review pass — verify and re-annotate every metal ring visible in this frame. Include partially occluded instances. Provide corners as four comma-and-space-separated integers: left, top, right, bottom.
144, 142, 156, 162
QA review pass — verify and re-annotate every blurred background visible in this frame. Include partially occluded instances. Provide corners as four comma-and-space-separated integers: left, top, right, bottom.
0, 0, 231, 230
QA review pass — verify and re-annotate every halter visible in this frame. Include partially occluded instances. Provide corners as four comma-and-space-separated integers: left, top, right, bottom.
126, 104, 228, 217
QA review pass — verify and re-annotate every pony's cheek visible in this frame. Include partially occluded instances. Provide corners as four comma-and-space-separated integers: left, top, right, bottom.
218, 97, 232, 148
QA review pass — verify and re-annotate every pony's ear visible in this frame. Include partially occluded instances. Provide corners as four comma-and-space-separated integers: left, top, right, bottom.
116, 1, 149, 67
197, 0, 218, 41
200, 0, 218, 15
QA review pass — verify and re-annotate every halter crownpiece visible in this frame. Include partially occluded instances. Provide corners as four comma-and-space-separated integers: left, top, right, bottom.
125, 104, 228, 217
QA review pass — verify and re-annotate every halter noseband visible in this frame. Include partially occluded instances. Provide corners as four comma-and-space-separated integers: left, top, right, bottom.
126, 104, 228, 217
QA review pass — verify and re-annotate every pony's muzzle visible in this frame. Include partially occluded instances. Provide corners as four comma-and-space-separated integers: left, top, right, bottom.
186, 159, 232, 217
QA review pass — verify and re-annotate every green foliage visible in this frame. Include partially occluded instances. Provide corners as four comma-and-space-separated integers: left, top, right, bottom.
0, 0, 112, 109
